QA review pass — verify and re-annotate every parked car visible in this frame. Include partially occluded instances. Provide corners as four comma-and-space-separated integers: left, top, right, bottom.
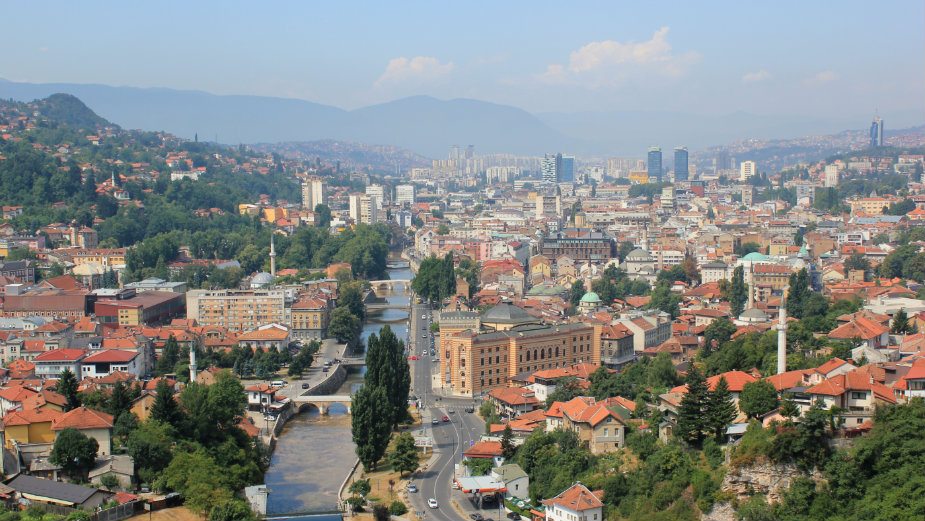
322, 367, 329, 373
442, 415, 450, 422
465, 406, 475, 413
301, 383, 310, 389
470, 513, 483, 520
432, 418, 439, 425
407, 484, 418, 493
428, 498, 439, 509
507, 513, 521, 520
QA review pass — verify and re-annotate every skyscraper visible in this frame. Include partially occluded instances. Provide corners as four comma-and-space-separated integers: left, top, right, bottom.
541, 154, 558, 184
673, 146, 689, 182
647, 147, 662, 183
870, 117, 884, 148
558, 155, 575, 182
740, 160, 757, 182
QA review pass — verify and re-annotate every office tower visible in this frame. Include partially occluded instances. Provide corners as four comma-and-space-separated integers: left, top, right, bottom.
349, 194, 379, 225
870, 117, 883, 147
395, 184, 416, 206
714, 150, 731, 171
673, 146, 689, 182
541, 154, 558, 184
647, 147, 662, 183
465, 145, 474, 159
301, 177, 326, 210
739, 160, 757, 182
557, 154, 575, 183
365, 184, 385, 210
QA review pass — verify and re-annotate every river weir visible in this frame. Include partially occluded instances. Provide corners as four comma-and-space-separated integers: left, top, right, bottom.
263, 263, 412, 516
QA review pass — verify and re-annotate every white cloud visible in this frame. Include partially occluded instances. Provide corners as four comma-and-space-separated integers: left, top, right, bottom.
742, 69, 771, 83
804, 70, 838, 86
538, 27, 700, 86
374, 56, 454, 87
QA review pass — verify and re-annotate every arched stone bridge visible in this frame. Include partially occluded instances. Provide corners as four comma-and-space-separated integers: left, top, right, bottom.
292, 394, 352, 414
368, 279, 411, 291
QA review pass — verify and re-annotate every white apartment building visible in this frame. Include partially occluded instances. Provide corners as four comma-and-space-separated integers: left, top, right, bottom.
739, 161, 757, 182
301, 177, 326, 210
365, 184, 386, 210
543, 483, 603, 521
349, 194, 379, 225
824, 165, 840, 187
395, 184, 416, 206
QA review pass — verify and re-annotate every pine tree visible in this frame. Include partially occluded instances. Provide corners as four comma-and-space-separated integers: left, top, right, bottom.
676, 366, 709, 446
891, 309, 911, 334
58, 368, 81, 411
150, 379, 183, 427
157, 336, 180, 375
388, 432, 419, 477
500, 424, 516, 460
706, 377, 737, 440
787, 268, 810, 319
108, 380, 132, 420
729, 266, 748, 317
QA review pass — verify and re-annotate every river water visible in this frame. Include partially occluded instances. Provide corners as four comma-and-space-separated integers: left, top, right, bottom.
264, 265, 412, 516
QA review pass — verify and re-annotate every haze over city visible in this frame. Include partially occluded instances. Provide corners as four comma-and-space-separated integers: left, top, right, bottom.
0, 3, 923, 521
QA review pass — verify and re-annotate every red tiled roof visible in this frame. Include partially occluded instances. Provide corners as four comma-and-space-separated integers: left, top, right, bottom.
1, 408, 63, 427
83, 350, 138, 363
51, 407, 113, 430
816, 357, 853, 376
463, 440, 503, 458
34, 349, 86, 362
828, 317, 889, 340
488, 387, 539, 407
542, 483, 603, 512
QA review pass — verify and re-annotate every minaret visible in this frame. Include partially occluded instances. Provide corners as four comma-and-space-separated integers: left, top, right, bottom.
189, 347, 198, 383
777, 289, 788, 374
269, 234, 277, 277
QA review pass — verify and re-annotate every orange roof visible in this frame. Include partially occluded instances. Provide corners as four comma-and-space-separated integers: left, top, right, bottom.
21, 390, 67, 410
488, 387, 539, 407
828, 317, 889, 340
463, 440, 503, 458
238, 326, 290, 341
671, 371, 757, 394
816, 357, 853, 376
52, 407, 114, 430
2, 407, 63, 427
542, 483, 603, 512
766, 369, 814, 391
34, 349, 86, 362
0, 386, 38, 403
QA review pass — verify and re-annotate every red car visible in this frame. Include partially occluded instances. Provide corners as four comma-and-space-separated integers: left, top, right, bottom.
408, 355, 419, 361
442, 415, 450, 422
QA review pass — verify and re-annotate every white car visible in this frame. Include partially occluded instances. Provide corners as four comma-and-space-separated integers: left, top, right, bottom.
428, 498, 439, 509
422, 314, 427, 319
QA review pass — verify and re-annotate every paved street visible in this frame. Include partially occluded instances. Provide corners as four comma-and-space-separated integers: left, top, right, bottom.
406, 298, 491, 521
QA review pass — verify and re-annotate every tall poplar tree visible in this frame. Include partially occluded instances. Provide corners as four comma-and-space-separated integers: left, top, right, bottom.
706, 377, 737, 440
677, 366, 709, 446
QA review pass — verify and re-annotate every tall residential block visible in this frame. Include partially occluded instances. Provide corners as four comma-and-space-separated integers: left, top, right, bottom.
395, 184, 416, 206
673, 146, 689, 182
349, 194, 379, 225
647, 147, 662, 183
186, 289, 286, 332
739, 160, 757, 182
301, 177, 326, 211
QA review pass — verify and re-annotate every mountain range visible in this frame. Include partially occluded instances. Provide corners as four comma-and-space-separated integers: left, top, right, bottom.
1, 78, 920, 157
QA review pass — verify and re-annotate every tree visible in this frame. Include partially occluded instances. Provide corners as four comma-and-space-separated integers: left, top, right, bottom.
500, 424, 517, 460
647, 281, 681, 318
158, 449, 231, 515
739, 380, 779, 419
349, 478, 371, 497
388, 432, 419, 477
844, 253, 870, 274
351, 384, 391, 470
209, 499, 257, 521
329, 307, 361, 346
58, 368, 81, 411
373, 504, 390, 521
108, 380, 132, 420
569, 279, 586, 309
113, 411, 139, 440
780, 397, 800, 419
389, 500, 408, 516
705, 377, 737, 440
787, 269, 810, 319
728, 266, 748, 317
100, 473, 121, 491
150, 379, 183, 427
545, 377, 583, 406
126, 420, 174, 484
891, 308, 912, 334
646, 353, 679, 389
702, 318, 737, 357
314, 203, 332, 228
676, 366, 709, 446
157, 335, 180, 375
364, 325, 411, 427
589, 366, 620, 400
50, 428, 99, 479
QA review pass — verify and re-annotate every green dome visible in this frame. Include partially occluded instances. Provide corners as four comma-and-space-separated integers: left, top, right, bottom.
580, 291, 601, 303
742, 252, 769, 261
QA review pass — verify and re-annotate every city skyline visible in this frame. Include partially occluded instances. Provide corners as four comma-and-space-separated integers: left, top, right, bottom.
2, 1, 922, 122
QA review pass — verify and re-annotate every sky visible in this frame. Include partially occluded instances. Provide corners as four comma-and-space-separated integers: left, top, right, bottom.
3, 1, 924, 119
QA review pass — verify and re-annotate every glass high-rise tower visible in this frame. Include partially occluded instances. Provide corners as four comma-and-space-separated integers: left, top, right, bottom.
870, 117, 883, 148
673, 146, 688, 182
647, 147, 662, 183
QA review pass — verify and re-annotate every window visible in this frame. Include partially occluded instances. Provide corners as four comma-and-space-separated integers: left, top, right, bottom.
851, 392, 866, 400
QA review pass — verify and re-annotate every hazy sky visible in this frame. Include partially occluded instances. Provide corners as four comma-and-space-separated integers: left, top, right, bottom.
4, 1, 924, 118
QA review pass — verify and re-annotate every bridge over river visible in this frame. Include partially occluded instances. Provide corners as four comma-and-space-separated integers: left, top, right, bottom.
292, 394, 353, 414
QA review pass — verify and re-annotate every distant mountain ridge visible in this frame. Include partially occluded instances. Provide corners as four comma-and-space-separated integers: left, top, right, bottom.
1, 78, 921, 157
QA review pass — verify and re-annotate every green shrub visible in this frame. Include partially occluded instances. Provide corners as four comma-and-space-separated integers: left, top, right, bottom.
731, 421, 773, 467
389, 500, 408, 516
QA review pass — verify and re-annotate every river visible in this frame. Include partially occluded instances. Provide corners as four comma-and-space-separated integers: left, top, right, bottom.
264, 264, 412, 516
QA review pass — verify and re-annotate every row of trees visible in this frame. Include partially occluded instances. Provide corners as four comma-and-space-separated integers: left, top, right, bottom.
328, 281, 366, 349
412, 253, 457, 303
351, 326, 411, 470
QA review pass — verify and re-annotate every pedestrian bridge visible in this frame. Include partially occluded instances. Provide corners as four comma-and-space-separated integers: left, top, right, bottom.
293, 394, 352, 414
